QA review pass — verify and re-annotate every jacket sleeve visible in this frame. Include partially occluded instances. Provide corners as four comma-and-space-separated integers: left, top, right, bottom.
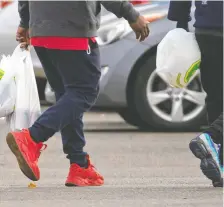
168, 1, 192, 23
101, 1, 139, 23
18, 1, 30, 28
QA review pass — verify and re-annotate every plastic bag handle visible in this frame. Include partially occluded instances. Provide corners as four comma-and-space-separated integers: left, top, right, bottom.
11, 44, 30, 61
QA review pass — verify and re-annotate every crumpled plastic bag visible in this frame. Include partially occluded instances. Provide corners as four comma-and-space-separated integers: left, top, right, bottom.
6, 45, 41, 130
0, 55, 17, 118
156, 28, 201, 88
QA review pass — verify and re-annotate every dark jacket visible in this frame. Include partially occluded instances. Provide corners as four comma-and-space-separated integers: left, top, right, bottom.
168, 1, 223, 29
18, 1, 139, 38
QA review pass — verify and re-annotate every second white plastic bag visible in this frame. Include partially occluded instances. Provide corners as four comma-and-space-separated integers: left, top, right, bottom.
0, 55, 17, 117
7, 45, 41, 131
156, 28, 201, 88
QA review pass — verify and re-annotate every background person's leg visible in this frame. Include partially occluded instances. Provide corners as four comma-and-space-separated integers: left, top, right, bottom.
196, 32, 223, 165
29, 45, 101, 166
195, 33, 223, 125
204, 113, 223, 166
205, 113, 223, 145
190, 33, 223, 186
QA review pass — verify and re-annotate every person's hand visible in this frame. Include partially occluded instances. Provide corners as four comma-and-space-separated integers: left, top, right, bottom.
16, 27, 30, 49
129, 15, 150, 42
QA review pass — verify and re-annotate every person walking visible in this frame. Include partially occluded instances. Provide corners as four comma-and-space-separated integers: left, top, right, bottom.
6, 1, 149, 187
168, 0, 223, 187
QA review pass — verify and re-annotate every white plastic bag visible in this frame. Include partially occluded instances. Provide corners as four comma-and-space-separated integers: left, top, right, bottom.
0, 55, 17, 117
156, 28, 201, 88
7, 45, 41, 130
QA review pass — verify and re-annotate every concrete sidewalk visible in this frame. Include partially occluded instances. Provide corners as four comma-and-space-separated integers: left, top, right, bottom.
0, 114, 223, 207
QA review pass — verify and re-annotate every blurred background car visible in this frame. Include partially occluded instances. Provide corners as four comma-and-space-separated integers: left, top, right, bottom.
0, 0, 207, 131
0, 0, 11, 10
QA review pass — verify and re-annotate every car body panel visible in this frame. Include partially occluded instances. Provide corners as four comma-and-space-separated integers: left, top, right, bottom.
96, 17, 176, 108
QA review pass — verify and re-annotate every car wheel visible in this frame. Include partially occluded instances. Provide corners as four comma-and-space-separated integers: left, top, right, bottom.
131, 54, 207, 131
118, 108, 148, 128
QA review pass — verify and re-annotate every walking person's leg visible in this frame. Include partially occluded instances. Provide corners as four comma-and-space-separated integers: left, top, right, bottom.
205, 113, 223, 168
6, 42, 103, 186
195, 33, 223, 125
204, 112, 223, 183
190, 113, 223, 187
189, 31, 223, 187
204, 113, 223, 148
30, 45, 101, 166
6, 46, 65, 181
34, 47, 65, 101
35, 47, 87, 167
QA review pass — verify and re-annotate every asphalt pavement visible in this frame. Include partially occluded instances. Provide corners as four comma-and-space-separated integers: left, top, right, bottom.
0, 112, 223, 207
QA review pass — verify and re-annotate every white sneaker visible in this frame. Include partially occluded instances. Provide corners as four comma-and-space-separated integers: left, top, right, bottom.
189, 133, 223, 187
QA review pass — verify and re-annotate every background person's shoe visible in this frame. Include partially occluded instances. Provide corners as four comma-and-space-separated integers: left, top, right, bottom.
212, 177, 223, 187
212, 154, 223, 187
6, 129, 47, 181
189, 133, 223, 186
65, 155, 104, 187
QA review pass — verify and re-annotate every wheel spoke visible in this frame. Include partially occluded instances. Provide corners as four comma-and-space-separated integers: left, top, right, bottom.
183, 89, 206, 105
156, 72, 171, 86
171, 98, 184, 122
147, 90, 170, 105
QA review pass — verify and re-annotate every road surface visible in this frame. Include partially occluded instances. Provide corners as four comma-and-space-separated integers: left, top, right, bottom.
0, 113, 223, 207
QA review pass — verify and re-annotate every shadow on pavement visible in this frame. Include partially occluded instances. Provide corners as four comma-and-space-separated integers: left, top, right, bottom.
84, 122, 202, 133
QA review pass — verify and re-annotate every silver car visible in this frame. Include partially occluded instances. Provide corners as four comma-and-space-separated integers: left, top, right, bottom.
0, 1, 207, 131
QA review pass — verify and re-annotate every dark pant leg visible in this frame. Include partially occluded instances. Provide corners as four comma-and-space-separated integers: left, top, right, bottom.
205, 113, 223, 144
196, 33, 223, 165
211, 113, 223, 165
34, 47, 65, 100
29, 45, 101, 165
33, 47, 89, 165
204, 113, 223, 165
30, 47, 65, 139
195, 33, 223, 125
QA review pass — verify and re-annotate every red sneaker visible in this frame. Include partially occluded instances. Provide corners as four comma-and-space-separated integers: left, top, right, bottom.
6, 129, 47, 181
65, 155, 104, 187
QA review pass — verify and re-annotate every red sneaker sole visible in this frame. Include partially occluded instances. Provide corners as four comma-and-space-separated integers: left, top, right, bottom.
65, 179, 104, 187
65, 183, 78, 187
6, 133, 39, 181
88, 179, 104, 186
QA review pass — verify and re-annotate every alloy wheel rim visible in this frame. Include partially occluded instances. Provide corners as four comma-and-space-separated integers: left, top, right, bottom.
146, 70, 206, 123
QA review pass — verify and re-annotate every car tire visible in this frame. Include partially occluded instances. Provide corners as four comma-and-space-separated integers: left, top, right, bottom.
118, 108, 148, 128
128, 54, 207, 131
